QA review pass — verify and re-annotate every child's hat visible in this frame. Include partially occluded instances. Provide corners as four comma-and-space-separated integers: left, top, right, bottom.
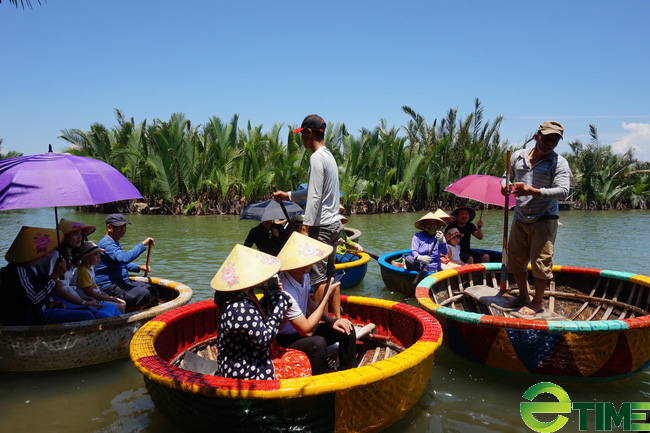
211, 244, 281, 292
277, 232, 333, 271
445, 227, 464, 239
414, 212, 445, 231
5, 226, 64, 264
58, 218, 96, 236
78, 241, 104, 259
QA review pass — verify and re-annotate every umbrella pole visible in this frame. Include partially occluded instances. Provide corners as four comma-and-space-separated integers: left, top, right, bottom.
272, 186, 297, 232
500, 149, 511, 293
54, 206, 60, 246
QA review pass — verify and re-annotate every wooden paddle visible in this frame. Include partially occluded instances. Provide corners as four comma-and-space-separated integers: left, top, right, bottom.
406, 237, 439, 300
144, 243, 152, 277
343, 240, 379, 260
272, 186, 297, 232
500, 148, 511, 292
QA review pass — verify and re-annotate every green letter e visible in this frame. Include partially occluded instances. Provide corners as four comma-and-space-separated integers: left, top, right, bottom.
520, 382, 571, 433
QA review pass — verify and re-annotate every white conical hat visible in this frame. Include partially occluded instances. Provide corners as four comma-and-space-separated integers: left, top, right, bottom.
432, 209, 452, 221
277, 232, 333, 271
414, 212, 445, 231
211, 244, 281, 292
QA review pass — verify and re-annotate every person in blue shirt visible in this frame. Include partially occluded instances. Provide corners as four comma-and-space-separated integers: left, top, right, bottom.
94, 213, 157, 311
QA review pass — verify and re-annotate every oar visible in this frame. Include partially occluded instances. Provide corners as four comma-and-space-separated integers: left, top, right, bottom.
500, 148, 511, 292
343, 240, 379, 260
406, 237, 439, 300
144, 244, 152, 277
272, 186, 297, 232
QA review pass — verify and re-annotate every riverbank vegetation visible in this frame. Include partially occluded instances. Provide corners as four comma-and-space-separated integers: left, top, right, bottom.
3, 100, 648, 214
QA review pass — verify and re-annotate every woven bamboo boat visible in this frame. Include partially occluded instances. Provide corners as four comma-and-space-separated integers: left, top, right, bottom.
0, 276, 192, 371
130, 295, 442, 433
415, 263, 650, 382
335, 251, 371, 289
344, 226, 361, 242
378, 249, 501, 296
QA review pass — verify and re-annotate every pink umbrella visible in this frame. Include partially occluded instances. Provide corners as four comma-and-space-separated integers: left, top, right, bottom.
445, 174, 514, 208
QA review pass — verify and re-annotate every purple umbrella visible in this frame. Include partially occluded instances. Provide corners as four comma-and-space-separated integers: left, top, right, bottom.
0, 151, 142, 211
0, 149, 143, 241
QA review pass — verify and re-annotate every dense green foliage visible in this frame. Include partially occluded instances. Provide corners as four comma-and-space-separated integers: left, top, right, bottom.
3, 101, 648, 214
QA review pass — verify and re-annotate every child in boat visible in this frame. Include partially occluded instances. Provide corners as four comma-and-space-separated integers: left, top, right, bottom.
276, 232, 356, 375
76, 241, 126, 315
441, 227, 467, 269
336, 215, 363, 263
211, 245, 291, 380
407, 212, 449, 273
0, 226, 95, 326
39, 219, 119, 319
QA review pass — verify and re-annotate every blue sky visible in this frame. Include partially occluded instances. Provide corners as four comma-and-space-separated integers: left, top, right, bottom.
2, 0, 650, 161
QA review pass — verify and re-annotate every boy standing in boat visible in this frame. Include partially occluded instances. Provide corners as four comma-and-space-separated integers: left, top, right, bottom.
273, 114, 343, 318
502, 121, 571, 315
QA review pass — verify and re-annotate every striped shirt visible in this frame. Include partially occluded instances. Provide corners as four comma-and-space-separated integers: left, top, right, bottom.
505, 148, 571, 223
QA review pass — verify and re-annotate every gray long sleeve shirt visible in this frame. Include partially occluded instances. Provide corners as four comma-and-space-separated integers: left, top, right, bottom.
289, 147, 341, 227
504, 148, 571, 223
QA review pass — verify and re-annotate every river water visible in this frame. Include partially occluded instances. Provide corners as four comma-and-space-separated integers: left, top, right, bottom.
1, 208, 649, 433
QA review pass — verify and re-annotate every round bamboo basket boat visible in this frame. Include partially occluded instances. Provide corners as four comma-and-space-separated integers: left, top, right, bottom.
335, 251, 371, 289
0, 277, 192, 371
415, 262, 650, 382
344, 226, 361, 242
130, 295, 442, 433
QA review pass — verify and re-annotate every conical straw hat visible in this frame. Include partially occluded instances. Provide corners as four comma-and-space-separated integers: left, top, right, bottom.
432, 209, 452, 221
5, 226, 64, 264
414, 212, 446, 231
277, 232, 333, 271
58, 218, 96, 236
211, 244, 281, 292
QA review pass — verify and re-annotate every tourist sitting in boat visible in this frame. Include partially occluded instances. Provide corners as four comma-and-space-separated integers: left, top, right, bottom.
243, 219, 288, 256
76, 241, 126, 315
39, 219, 121, 319
95, 213, 158, 312
406, 213, 448, 273
0, 226, 95, 326
445, 206, 489, 264
276, 232, 356, 375
211, 244, 290, 380
336, 215, 363, 263
441, 227, 466, 269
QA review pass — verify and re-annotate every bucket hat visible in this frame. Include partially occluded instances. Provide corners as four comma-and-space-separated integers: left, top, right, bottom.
450, 206, 476, 222
211, 244, 282, 292
5, 226, 64, 264
58, 218, 96, 236
277, 232, 333, 271
445, 227, 464, 240
414, 212, 446, 231
77, 241, 104, 259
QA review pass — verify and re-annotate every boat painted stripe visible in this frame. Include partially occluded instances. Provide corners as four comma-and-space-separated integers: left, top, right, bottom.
335, 252, 371, 270
599, 269, 635, 280
630, 275, 650, 286
434, 307, 484, 324
554, 265, 602, 275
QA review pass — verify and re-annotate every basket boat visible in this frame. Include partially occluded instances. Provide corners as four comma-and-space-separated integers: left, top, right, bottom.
415, 262, 650, 382
344, 226, 361, 242
335, 251, 371, 290
378, 249, 501, 295
0, 276, 192, 371
130, 295, 442, 433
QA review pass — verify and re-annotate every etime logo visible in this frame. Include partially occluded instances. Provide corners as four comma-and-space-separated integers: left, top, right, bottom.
520, 382, 650, 432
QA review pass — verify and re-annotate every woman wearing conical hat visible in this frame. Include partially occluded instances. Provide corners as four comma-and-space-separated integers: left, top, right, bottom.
211, 245, 291, 380
407, 212, 449, 274
275, 232, 356, 375
0, 227, 95, 326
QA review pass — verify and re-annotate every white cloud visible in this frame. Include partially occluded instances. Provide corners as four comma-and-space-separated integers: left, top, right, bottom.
611, 122, 650, 162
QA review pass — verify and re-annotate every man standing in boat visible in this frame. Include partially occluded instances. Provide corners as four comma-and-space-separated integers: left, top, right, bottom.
502, 121, 571, 315
273, 114, 343, 318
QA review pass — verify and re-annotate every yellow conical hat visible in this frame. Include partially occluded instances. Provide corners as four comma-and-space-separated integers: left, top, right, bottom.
211, 244, 281, 292
432, 209, 452, 221
58, 218, 96, 236
5, 226, 64, 264
277, 232, 333, 271
414, 212, 445, 231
